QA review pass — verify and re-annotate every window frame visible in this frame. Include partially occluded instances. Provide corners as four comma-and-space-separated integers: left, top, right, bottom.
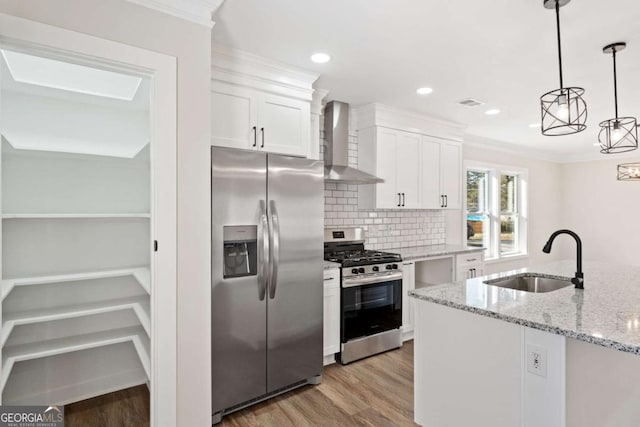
463, 161, 528, 262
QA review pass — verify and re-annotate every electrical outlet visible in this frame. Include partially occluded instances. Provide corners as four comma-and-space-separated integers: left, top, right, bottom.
527, 344, 547, 378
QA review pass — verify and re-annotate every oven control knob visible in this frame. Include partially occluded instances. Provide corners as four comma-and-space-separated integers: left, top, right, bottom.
351, 268, 359, 274
392, 264, 398, 270
385, 265, 392, 270
358, 267, 365, 274
372, 266, 379, 272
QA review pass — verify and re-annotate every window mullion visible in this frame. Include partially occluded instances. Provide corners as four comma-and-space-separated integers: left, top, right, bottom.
492, 169, 500, 259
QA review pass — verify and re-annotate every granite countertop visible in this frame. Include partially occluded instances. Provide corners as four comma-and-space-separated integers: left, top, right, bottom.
409, 260, 640, 356
324, 260, 340, 270
381, 244, 484, 261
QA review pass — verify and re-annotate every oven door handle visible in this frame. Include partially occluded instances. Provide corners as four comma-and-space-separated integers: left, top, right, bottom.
342, 271, 403, 288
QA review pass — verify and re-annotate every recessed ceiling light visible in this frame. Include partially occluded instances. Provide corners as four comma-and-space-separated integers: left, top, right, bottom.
529, 123, 541, 128
1, 50, 142, 101
310, 53, 331, 64
485, 109, 500, 115
416, 87, 433, 95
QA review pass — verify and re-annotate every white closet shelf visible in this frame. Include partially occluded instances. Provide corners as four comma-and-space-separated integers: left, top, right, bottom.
2, 365, 147, 406
1, 266, 151, 300
0, 326, 150, 395
1, 295, 150, 348
2, 213, 151, 219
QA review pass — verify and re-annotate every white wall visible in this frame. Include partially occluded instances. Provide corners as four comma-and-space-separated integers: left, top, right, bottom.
0, 2, 212, 425
560, 157, 640, 266
462, 141, 565, 274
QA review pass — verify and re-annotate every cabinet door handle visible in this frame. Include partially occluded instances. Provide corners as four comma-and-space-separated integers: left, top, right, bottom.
260, 127, 265, 148
401, 193, 405, 207
444, 194, 448, 207
472, 268, 477, 278
397, 193, 401, 207
440, 195, 444, 207
252, 126, 257, 147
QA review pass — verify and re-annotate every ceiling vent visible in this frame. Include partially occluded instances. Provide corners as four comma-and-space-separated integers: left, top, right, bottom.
458, 98, 485, 107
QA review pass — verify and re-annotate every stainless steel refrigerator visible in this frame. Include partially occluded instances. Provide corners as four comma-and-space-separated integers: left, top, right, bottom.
211, 147, 324, 423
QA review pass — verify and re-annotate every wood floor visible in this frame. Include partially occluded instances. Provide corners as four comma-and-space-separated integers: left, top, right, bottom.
64, 384, 150, 427
63, 341, 416, 426
220, 341, 417, 427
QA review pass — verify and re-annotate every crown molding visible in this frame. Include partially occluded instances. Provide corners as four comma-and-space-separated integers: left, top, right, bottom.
462, 133, 640, 164
352, 103, 465, 142
125, 0, 224, 28
462, 135, 562, 163
211, 44, 319, 101
311, 88, 329, 115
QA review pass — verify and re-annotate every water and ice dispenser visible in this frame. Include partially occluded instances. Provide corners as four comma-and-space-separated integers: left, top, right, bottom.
222, 225, 258, 278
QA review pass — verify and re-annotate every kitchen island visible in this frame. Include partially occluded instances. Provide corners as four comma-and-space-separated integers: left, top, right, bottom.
410, 260, 640, 427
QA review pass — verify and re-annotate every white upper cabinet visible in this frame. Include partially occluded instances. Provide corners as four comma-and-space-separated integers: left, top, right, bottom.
396, 132, 421, 209
211, 83, 310, 156
211, 82, 258, 150
420, 136, 442, 209
354, 104, 464, 211
259, 93, 310, 157
421, 136, 462, 210
358, 127, 421, 209
440, 141, 461, 210
210, 46, 319, 158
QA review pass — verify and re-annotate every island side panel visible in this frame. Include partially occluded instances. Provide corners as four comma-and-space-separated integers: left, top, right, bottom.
414, 300, 521, 427
566, 338, 640, 427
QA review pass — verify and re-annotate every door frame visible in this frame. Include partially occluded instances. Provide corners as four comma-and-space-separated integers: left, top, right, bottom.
0, 13, 177, 425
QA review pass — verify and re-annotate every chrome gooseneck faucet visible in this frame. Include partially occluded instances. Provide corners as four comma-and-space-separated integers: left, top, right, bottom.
542, 229, 584, 289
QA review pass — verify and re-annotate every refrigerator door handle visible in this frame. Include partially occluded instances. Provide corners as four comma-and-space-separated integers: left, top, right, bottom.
258, 201, 269, 301
268, 200, 280, 299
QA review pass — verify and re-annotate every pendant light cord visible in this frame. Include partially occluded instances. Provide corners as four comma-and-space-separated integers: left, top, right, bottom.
613, 48, 619, 119
555, 0, 564, 89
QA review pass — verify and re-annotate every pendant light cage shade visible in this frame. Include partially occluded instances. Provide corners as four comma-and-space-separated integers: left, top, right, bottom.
598, 42, 638, 154
617, 162, 640, 180
540, 87, 587, 135
598, 117, 638, 153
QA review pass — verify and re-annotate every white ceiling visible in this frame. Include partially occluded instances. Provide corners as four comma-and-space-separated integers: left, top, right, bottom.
211, 0, 640, 162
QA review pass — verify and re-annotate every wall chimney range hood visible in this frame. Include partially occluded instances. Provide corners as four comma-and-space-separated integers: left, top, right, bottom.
323, 101, 383, 184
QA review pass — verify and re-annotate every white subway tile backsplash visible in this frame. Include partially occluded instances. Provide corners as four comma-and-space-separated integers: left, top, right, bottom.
321, 117, 445, 249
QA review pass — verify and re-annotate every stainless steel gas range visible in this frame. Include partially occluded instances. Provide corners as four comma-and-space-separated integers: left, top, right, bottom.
324, 228, 403, 364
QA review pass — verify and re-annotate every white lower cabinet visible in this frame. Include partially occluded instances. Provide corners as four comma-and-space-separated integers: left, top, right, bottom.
402, 262, 415, 340
323, 268, 340, 365
455, 252, 485, 281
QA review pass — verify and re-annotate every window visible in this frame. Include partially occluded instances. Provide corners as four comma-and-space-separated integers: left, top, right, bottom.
465, 162, 528, 260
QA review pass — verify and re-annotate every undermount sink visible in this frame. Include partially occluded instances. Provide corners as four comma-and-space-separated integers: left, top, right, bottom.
483, 273, 572, 293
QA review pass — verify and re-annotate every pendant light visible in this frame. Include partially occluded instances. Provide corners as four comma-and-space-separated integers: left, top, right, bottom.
540, 0, 587, 136
617, 162, 640, 180
598, 42, 638, 154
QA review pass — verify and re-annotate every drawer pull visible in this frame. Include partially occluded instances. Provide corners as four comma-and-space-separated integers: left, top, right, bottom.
466, 258, 477, 262
324, 277, 335, 281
